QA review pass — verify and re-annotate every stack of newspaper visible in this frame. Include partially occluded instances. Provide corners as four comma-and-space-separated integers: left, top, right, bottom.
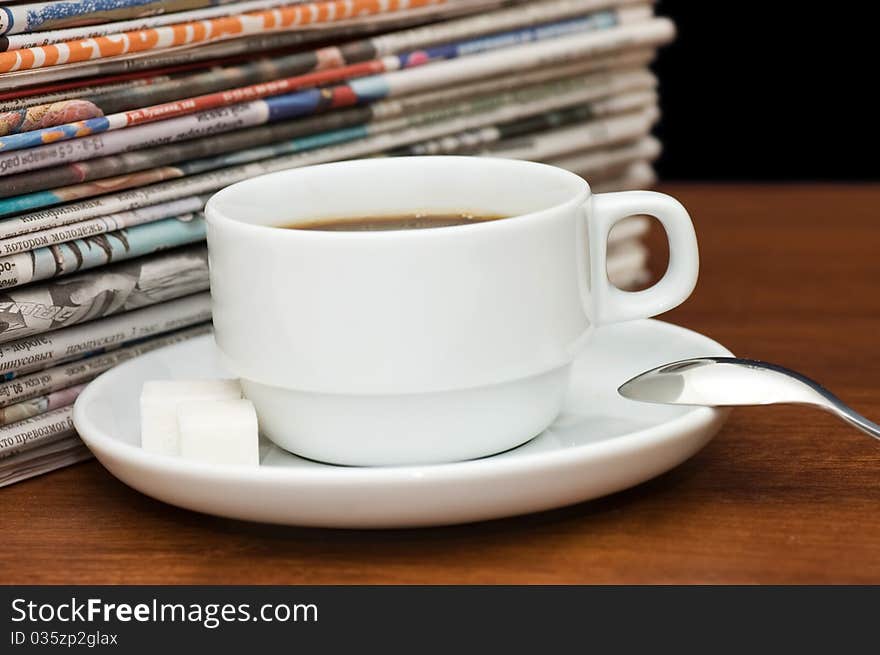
0, 0, 673, 485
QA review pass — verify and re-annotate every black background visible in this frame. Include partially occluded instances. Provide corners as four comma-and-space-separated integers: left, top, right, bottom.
2, 586, 876, 653
652, 2, 878, 181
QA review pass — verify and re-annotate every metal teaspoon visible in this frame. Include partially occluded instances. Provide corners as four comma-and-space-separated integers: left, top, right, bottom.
618, 357, 880, 441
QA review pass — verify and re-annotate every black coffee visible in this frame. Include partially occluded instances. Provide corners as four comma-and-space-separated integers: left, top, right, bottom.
287, 212, 508, 232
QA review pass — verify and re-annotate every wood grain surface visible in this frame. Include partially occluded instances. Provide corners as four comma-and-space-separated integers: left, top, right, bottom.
3, 183, 879, 584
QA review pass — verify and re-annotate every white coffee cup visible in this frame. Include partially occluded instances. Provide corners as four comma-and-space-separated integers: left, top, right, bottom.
205, 157, 698, 466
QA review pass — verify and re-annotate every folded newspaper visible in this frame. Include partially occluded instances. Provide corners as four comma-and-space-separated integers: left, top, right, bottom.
0, 0, 674, 486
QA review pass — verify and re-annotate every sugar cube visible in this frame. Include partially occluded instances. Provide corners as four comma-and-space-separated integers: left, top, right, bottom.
177, 399, 259, 467
140, 379, 242, 455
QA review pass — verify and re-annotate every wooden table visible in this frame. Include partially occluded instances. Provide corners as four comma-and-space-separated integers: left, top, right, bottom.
3, 184, 880, 584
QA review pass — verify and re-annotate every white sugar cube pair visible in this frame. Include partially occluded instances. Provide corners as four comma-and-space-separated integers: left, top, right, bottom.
140, 379, 259, 467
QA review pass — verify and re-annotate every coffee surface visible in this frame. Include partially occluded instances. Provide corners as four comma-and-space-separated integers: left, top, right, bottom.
287, 212, 507, 232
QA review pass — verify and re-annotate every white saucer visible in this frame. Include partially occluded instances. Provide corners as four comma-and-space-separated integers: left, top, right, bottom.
73, 320, 732, 528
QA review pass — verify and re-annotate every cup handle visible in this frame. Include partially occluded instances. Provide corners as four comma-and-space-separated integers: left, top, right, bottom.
587, 190, 699, 325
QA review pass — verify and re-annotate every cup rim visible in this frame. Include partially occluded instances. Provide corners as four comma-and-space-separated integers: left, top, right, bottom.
205, 156, 592, 239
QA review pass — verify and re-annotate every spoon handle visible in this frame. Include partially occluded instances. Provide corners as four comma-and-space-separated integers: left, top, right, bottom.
748, 359, 880, 441
740, 359, 880, 441
818, 395, 880, 441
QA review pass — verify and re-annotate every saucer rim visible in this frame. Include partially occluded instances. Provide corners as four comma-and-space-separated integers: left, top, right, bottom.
73, 318, 733, 486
